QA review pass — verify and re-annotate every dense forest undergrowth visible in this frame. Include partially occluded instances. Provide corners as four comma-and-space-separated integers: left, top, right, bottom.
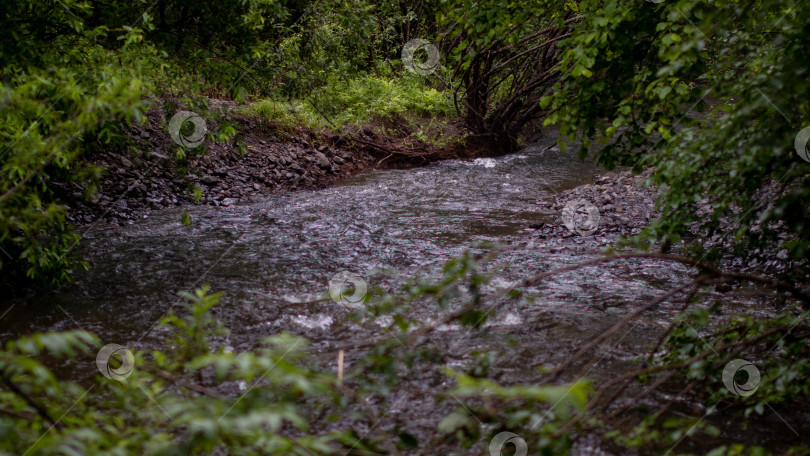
1, 0, 809, 454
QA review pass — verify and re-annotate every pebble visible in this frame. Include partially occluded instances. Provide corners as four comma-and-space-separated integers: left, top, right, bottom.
200, 175, 220, 185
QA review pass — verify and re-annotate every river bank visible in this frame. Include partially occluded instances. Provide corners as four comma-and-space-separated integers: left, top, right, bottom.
59, 101, 469, 226
536, 167, 660, 241
60, 99, 665, 244
54, 91, 667, 240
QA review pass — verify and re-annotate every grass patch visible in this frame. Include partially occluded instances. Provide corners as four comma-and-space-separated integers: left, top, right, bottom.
242, 73, 456, 132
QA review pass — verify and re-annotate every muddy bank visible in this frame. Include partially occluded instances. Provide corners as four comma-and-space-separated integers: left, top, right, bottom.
58, 103, 467, 226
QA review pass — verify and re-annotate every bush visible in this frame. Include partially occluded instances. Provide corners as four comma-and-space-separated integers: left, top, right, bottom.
0, 19, 152, 286
544, 0, 810, 278
244, 72, 455, 130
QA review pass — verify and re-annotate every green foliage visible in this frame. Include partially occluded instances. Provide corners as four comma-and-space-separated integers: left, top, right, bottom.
181, 208, 192, 226
0, 303, 339, 454
4, 249, 805, 454
441, 370, 590, 454
541, 6, 810, 448
161, 285, 227, 360
437, 0, 572, 146
244, 72, 454, 131
651, 305, 810, 408
545, 0, 810, 276
0, 0, 458, 285
0, 3, 154, 286
606, 412, 722, 452
0, 249, 590, 455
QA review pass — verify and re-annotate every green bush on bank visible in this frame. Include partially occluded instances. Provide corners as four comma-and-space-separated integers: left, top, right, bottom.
243, 72, 455, 131
0, 25, 154, 286
543, 0, 810, 278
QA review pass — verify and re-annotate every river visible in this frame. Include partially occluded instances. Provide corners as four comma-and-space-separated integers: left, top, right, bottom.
0, 138, 799, 454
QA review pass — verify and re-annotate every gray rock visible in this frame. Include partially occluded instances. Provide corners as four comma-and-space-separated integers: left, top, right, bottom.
200, 175, 220, 185
314, 152, 331, 169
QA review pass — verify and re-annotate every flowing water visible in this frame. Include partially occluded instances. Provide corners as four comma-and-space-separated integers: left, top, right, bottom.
2, 139, 615, 347
0, 138, 800, 454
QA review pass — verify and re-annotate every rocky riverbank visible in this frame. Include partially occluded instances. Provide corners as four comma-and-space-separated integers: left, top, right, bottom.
58, 102, 463, 226
533, 167, 800, 280
530, 167, 660, 242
